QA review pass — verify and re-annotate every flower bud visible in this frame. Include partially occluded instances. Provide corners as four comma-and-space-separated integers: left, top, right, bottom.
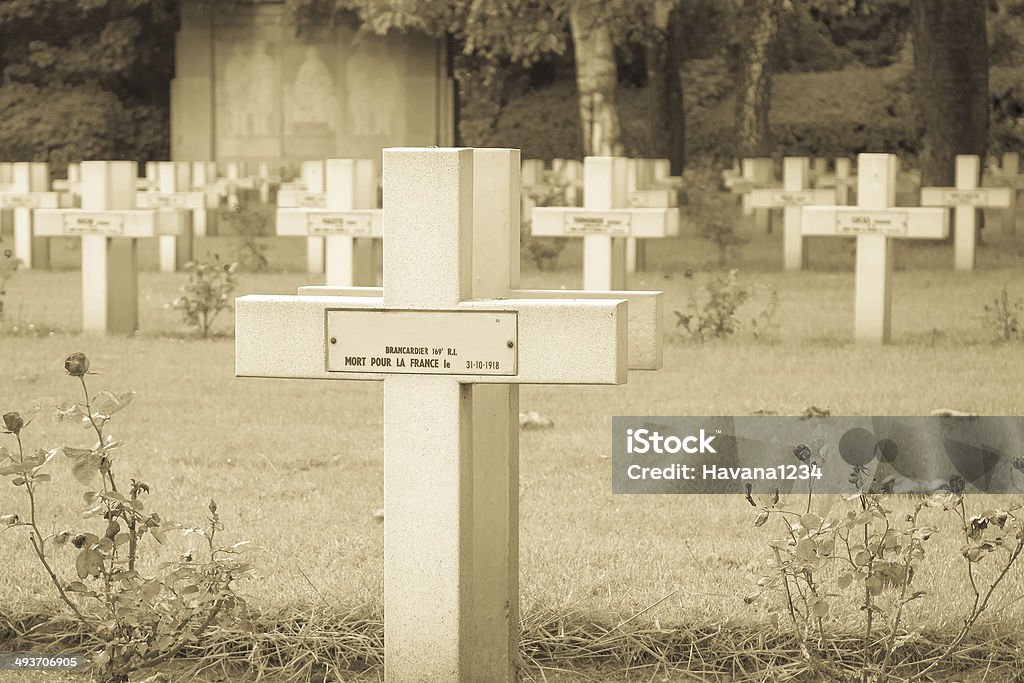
64, 352, 89, 377
53, 530, 72, 545
71, 533, 88, 549
2, 412, 24, 435
208, 499, 218, 515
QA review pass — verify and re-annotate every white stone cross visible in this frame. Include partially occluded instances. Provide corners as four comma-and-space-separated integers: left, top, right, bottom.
730, 157, 777, 232
135, 161, 204, 271
34, 161, 188, 335
300, 150, 664, 372
802, 153, 949, 344
920, 154, 1012, 271
551, 158, 583, 205
189, 161, 221, 237
278, 160, 328, 274
276, 159, 380, 287
0, 163, 60, 269
532, 156, 679, 290
52, 163, 82, 204
985, 152, 1023, 235
236, 147, 661, 682
625, 158, 678, 274
811, 157, 855, 205
135, 161, 159, 192
747, 157, 838, 271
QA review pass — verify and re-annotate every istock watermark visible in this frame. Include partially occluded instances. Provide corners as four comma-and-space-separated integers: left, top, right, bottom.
611, 416, 1024, 494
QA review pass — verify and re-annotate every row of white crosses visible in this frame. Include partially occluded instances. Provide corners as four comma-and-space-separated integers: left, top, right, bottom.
236, 147, 664, 681
531, 156, 679, 290
33, 161, 189, 334
0, 162, 63, 269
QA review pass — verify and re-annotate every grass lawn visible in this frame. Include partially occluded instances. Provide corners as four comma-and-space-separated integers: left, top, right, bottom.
1, 213, 1023, 680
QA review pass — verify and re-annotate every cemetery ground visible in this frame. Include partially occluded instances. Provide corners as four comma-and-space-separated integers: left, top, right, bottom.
1, 222, 1024, 681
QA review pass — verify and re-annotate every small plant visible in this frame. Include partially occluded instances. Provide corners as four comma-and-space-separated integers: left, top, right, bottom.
166, 257, 238, 338
1, 353, 255, 683
673, 269, 778, 342
745, 447, 1024, 682
522, 170, 570, 271
683, 164, 747, 267
0, 247, 22, 322
221, 205, 270, 273
981, 284, 1023, 342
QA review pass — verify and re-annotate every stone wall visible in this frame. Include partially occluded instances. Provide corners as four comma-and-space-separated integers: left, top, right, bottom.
170, 1, 454, 168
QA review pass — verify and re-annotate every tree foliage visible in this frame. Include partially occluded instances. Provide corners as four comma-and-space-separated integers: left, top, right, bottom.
0, 0, 177, 168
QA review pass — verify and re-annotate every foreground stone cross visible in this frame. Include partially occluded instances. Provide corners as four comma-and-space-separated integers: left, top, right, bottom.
532, 156, 679, 290
802, 153, 948, 344
34, 161, 187, 335
135, 161, 200, 272
747, 157, 837, 271
921, 155, 1011, 272
237, 147, 661, 682
0, 162, 60, 269
276, 159, 380, 287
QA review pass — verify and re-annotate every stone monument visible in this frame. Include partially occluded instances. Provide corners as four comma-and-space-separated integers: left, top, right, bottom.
170, 0, 455, 168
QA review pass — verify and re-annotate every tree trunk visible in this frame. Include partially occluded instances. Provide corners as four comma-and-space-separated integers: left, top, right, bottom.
734, 0, 782, 158
646, 0, 685, 173
569, 1, 623, 156
910, 0, 989, 187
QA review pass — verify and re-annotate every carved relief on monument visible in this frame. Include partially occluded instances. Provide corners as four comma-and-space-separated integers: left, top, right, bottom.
215, 30, 282, 157
285, 45, 338, 135
343, 37, 405, 138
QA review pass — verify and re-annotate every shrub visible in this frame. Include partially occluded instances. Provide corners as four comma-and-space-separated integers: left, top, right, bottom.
981, 284, 1023, 342
166, 257, 238, 338
682, 165, 746, 266
0, 247, 21, 323
220, 205, 271, 273
0, 353, 255, 683
0, 83, 149, 176
746, 460, 1024, 682
673, 269, 778, 342
521, 170, 571, 271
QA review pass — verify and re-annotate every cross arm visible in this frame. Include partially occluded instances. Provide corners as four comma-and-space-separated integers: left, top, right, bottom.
276, 208, 383, 237
277, 189, 326, 208
531, 207, 679, 238
628, 189, 677, 208
296, 286, 662, 371
0, 192, 60, 209
801, 206, 949, 239
748, 188, 836, 208
920, 186, 1012, 208
235, 294, 627, 384
34, 208, 188, 238
135, 191, 208, 210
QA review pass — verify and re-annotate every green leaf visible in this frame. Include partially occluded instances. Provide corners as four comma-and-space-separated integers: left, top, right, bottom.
75, 549, 102, 579
800, 513, 822, 530
66, 581, 89, 592
811, 599, 830, 617
70, 454, 102, 485
838, 572, 854, 590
